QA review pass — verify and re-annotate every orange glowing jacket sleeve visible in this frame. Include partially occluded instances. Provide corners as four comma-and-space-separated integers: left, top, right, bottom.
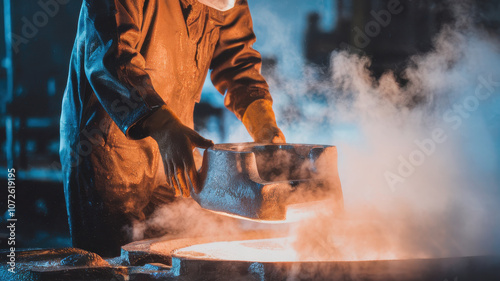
83, 0, 165, 139
209, 0, 273, 120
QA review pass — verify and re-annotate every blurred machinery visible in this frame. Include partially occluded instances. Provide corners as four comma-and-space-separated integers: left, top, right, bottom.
0, 0, 81, 249
1, 0, 81, 173
304, 0, 500, 83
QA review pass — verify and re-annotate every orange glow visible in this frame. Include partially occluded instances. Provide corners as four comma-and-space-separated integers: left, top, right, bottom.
169, 196, 447, 263
172, 236, 417, 262
207, 199, 333, 224
284, 200, 337, 222
207, 210, 289, 224
172, 200, 439, 262
174, 238, 298, 262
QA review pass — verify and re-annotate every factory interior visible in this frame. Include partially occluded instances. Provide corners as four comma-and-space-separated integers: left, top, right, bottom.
1, 0, 500, 280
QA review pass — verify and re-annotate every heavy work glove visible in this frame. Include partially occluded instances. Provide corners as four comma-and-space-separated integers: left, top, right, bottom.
242, 100, 286, 143
142, 105, 213, 197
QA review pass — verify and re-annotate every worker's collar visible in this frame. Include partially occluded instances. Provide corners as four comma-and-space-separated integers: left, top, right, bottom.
183, 0, 235, 11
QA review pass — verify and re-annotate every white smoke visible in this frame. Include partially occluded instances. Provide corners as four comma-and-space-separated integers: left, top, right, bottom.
265, 4, 500, 259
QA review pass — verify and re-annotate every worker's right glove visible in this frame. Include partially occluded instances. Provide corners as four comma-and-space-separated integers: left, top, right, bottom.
242, 99, 286, 143
142, 105, 213, 197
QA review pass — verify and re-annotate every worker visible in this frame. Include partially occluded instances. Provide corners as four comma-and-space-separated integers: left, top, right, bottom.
59, 0, 286, 257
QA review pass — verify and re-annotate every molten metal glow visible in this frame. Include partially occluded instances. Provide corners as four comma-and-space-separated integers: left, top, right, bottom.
172, 201, 433, 262
207, 200, 332, 224
173, 236, 412, 262
174, 202, 430, 262
173, 238, 299, 262
207, 210, 289, 224
284, 200, 335, 222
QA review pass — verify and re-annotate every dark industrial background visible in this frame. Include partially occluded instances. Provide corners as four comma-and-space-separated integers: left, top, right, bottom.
1, 0, 499, 250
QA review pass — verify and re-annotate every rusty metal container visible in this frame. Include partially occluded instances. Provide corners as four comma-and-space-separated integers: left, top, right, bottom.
191, 143, 344, 221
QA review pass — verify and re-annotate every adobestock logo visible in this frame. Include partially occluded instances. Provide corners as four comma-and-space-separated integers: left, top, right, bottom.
11, 0, 71, 53
385, 74, 500, 191
341, 0, 405, 52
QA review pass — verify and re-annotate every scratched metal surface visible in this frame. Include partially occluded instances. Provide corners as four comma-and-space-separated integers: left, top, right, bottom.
191, 143, 344, 220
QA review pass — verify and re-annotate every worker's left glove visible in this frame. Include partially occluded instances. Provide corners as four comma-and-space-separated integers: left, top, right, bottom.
142, 105, 213, 197
242, 99, 286, 143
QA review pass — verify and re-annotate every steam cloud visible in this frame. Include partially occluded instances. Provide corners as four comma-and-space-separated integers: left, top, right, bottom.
271, 4, 500, 260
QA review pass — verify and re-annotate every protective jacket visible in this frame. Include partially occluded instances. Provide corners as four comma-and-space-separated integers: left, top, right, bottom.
60, 0, 271, 256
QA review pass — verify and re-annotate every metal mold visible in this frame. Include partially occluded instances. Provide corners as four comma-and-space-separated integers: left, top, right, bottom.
169, 254, 500, 281
121, 235, 500, 281
6, 237, 500, 281
192, 143, 344, 220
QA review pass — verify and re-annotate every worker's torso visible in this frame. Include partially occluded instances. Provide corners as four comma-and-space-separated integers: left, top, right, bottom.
140, 0, 224, 123
62, 0, 224, 133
